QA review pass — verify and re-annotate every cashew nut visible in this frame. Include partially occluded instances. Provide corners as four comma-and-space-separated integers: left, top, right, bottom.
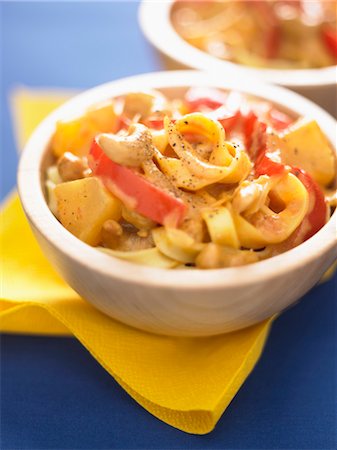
122, 91, 166, 119
101, 219, 123, 249
57, 152, 90, 182
97, 123, 154, 167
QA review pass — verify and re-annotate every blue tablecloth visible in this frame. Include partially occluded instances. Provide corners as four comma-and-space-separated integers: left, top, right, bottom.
1, 2, 336, 449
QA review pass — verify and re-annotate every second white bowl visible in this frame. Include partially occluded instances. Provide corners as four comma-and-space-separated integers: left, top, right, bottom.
139, 1, 337, 117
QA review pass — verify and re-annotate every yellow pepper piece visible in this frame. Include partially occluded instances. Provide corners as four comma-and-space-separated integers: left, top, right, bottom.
52, 101, 117, 157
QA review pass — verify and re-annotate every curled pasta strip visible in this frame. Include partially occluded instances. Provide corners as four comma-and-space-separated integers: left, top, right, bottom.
202, 206, 240, 249
97, 123, 154, 167
98, 246, 179, 269
122, 207, 155, 230
232, 173, 309, 248
151, 128, 168, 153
232, 175, 276, 215
154, 149, 217, 190
152, 227, 204, 264
196, 244, 260, 269
163, 114, 251, 187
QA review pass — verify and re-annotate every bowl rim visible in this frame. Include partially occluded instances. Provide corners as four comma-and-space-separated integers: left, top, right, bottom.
18, 70, 337, 290
139, 0, 337, 88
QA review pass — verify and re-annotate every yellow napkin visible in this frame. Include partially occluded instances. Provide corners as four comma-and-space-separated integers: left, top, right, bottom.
0, 87, 332, 434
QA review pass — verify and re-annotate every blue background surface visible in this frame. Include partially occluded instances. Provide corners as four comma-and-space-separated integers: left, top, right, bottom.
1, 2, 336, 449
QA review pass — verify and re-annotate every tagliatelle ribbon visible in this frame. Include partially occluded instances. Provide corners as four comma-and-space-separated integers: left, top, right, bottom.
1, 88, 335, 434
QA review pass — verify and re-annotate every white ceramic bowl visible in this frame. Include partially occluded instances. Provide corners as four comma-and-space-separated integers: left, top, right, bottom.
18, 71, 337, 337
139, 1, 337, 117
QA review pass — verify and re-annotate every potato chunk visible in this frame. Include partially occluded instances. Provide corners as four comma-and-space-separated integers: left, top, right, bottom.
55, 177, 122, 245
280, 119, 336, 187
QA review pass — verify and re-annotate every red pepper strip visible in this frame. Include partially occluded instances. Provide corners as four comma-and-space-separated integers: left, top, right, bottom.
255, 150, 286, 177
290, 168, 328, 242
142, 117, 177, 131
282, 0, 302, 8
267, 108, 293, 131
250, 119, 287, 177
143, 118, 165, 130
207, 106, 240, 133
243, 112, 268, 159
246, 114, 286, 176
243, 111, 258, 153
184, 87, 228, 112
89, 140, 186, 227
247, 0, 281, 59
265, 21, 281, 59
321, 26, 337, 60
245, 98, 294, 132
116, 115, 131, 132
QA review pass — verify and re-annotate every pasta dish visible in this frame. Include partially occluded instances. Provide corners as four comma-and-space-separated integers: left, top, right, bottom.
46, 88, 336, 269
171, 0, 337, 69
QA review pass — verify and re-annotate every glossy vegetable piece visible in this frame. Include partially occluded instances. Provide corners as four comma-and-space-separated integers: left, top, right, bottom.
249, 0, 281, 59
243, 112, 267, 159
89, 140, 186, 227
184, 87, 228, 112
280, 119, 336, 186
251, 116, 336, 188
207, 106, 240, 133
254, 132, 287, 177
54, 177, 122, 246
255, 151, 285, 177
52, 102, 118, 157
143, 118, 166, 130
86, 102, 118, 131
322, 26, 337, 60
243, 101, 293, 134
291, 168, 328, 242
266, 108, 293, 131
185, 89, 241, 133
255, 144, 328, 246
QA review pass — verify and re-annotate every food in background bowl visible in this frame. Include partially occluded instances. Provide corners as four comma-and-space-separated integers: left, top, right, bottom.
46, 87, 336, 269
139, 2, 337, 116
171, 0, 337, 69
